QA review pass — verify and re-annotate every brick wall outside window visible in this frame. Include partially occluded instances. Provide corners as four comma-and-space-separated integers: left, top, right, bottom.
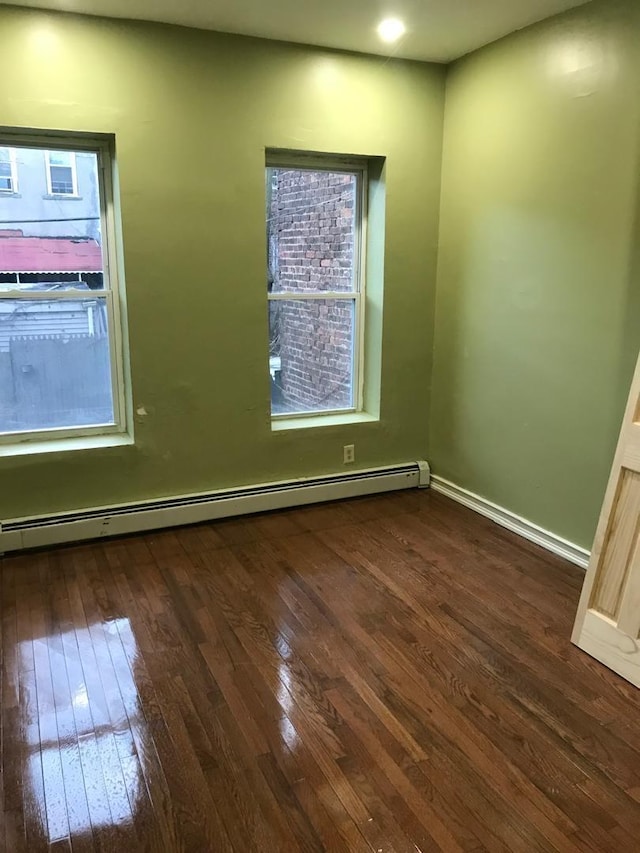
268, 168, 357, 413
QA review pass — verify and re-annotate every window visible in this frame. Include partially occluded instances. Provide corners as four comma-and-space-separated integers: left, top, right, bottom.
46, 149, 77, 196
0, 147, 17, 193
0, 134, 128, 444
267, 154, 366, 417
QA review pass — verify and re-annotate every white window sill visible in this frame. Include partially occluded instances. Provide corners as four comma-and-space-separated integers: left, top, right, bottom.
272, 411, 379, 432
0, 432, 134, 458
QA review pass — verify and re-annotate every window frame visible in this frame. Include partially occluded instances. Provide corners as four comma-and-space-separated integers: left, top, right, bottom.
266, 152, 368, 420
0, 146, 18, 193
0, 132, 128, 446
45, 149, 79, 197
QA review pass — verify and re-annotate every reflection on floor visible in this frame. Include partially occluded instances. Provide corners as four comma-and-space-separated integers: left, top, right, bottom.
2, 489, 640, 852
17, 617, 145, 847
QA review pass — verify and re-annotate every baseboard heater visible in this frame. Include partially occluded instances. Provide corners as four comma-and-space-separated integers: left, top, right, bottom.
0, 461, 430, 554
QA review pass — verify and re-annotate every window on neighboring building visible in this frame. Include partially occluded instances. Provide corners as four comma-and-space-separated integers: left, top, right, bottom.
46, 149, 77, 196
266, 154, 366, 417
0, 147, 17, 193
0, 134, 128, 444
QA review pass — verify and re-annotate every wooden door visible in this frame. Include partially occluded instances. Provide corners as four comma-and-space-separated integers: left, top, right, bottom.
573, 352, 640, 687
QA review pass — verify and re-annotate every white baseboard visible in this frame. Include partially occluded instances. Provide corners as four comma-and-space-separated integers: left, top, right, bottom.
430, 475, 590, 569
0, 461, 431, 554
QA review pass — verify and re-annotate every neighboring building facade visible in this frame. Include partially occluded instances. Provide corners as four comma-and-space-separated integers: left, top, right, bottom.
0, 145, 101, 241
0, 145, 111, 434
268, 167, 357, 414
0, 231, 104, 350
0, 145, 105, 346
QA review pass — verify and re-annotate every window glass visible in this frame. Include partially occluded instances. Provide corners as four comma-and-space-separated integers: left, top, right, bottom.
267, 162, 363, 417
269, 298, 355, 414
0, 147, 14, 192
48, 150, 76, 195
0, 298, 114, 432
0, 140, 123, 440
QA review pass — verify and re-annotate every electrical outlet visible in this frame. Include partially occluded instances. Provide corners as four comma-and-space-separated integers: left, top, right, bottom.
343, 444, 355, 464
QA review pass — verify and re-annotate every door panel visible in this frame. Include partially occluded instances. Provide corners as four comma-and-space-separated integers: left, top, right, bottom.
573, 355, 640, 687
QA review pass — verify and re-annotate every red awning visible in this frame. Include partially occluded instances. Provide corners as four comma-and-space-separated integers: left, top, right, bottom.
0, 231, 103, 273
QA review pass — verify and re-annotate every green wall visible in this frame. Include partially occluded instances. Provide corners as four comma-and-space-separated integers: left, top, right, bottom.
432, 0, 640, 549
5, 1, 639, 550
0, 6, 445, 519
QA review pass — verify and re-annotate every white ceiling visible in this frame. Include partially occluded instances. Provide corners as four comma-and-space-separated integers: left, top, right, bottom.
0, 0, 592, 63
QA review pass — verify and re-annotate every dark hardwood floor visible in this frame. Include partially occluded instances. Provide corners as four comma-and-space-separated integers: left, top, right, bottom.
2, 489, 640, 852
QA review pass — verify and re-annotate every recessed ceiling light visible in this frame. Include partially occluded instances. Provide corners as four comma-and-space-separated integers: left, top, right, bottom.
377, 18, 406, 43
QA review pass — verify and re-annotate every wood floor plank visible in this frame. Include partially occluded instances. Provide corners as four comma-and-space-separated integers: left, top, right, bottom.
2, 489, 640, 851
